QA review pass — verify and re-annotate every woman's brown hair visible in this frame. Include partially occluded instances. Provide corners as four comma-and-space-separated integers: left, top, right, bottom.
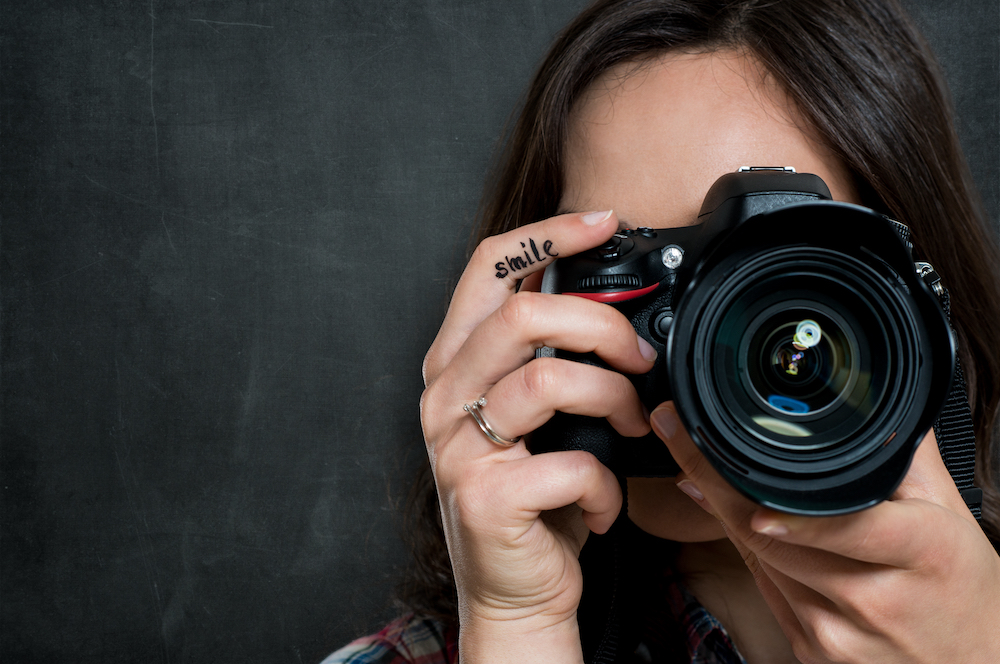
400, 0, 1000, 626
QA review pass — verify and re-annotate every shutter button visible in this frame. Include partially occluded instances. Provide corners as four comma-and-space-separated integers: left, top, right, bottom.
596, 234, 634, 261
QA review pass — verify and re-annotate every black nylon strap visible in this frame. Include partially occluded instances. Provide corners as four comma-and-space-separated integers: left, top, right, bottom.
893, 220, 981, 519
578, 475, 633, 664
934, 361, 982, 519
932, 288, 982, 520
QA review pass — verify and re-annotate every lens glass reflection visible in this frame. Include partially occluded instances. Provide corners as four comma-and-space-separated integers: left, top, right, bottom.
747, 312, 855, 417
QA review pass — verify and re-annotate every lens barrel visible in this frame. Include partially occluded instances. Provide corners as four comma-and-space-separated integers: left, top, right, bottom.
667, 204, 953, 514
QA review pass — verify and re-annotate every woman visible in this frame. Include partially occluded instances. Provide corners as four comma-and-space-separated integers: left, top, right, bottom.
328, 1, 1000, 662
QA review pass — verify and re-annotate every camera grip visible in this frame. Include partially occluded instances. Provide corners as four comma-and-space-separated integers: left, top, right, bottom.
528, 348, 680, 476
530, 412, 680, 477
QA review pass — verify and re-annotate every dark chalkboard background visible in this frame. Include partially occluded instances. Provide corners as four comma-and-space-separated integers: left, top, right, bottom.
2, 1, 998, 662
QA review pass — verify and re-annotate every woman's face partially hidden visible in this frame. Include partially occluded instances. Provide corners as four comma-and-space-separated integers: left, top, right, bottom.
559, 50, 862, 542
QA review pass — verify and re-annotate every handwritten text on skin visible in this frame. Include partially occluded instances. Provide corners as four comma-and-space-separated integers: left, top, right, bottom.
495, 239, 558, 278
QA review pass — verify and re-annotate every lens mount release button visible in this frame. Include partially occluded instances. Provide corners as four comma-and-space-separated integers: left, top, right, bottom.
651, 309, 674, 342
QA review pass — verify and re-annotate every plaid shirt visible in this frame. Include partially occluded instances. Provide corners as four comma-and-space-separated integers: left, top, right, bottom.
322, 577, 745, 664
658, 571, 746, 664
321, 614, 458, 664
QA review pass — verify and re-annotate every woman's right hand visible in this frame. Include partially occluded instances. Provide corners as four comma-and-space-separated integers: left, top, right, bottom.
419, 210, 656, 663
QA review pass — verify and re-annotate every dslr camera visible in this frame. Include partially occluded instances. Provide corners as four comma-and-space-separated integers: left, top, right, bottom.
531, 168, 955, 515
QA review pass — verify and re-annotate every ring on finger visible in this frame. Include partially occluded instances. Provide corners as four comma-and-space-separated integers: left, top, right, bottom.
463, 396, 521, 447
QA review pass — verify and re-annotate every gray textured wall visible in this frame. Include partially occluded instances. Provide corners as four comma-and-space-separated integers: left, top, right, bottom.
2, 1, 997, 662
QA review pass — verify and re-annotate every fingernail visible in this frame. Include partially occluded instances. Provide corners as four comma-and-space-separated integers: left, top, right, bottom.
650, 405, 679, 440
753, 519, 790, 537
581, 210, 613, 226
754, 521, 788, 537
676, 479, 704, 502
637, 335, 657, 363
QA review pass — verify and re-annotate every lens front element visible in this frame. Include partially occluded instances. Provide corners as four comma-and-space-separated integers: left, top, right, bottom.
750, 312, 856, 420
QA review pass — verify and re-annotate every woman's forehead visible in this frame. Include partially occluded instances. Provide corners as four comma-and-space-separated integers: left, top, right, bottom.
561, 50, 858, 228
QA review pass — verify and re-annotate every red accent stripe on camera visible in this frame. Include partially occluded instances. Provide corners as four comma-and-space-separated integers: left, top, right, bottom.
565, 283, 659, 302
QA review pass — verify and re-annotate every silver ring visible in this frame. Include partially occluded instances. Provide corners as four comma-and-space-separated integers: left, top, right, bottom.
463, 396, 521, 447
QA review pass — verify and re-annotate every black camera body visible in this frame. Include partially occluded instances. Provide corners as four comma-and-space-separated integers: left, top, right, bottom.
531, 168, 955, 515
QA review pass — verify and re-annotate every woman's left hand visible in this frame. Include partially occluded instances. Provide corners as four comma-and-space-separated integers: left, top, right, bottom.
650, 402, 1000, 664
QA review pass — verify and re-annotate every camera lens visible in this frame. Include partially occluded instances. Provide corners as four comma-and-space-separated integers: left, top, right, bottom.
665, 203, 953, 515
672, 243, 923, 512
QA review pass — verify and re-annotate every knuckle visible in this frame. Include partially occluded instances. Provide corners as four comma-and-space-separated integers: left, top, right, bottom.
520, 357, 562, 401
418, 381, 458, 456
908, 509, 957, 573
806, 615, 854, 663
672, 438, 711, 480
609, 371, 639, 402
418, 382, 441, 434
421, 348, 440, 388
790, 636, 827, 664
470, 235, 515, 284
497, 291, 540, 331
590, 304, 634, 347
428, 437, 464, 489
836, 577, 883, 625
560, 450, 603, 482
744, 527, 782, 556
596, 303, 629, 335
738, 547, 763, 579
470, 235, 497, 268
788, 633, 818, 664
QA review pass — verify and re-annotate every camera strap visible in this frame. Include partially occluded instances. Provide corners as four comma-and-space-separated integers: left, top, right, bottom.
930, 288, 983, 520
893, 220, 981, 519
577, 476, 634, 664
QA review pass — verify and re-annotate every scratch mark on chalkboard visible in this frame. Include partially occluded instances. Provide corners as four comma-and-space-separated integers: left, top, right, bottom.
273, 353, 293, 375
161, 212, 177, 254
352, 374, 393, 393
430, 15, 497, 67
82, 174, 344, 260
36, 257, 106, 288
343, 42, 399, 83
149, 1, 160, 181
185, 532, 279, 555
234, 323, 263, 462
189, 18, 274, 29
122, 360, 169, 398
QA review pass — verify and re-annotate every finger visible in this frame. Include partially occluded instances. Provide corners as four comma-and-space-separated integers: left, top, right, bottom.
892, 428, 973, 522
484, 357, 651, 440
651, 403, 964, 569
724, 526, 811, 650
743, 428, 978, 566
517, 270, 544, 293
424, 210, 618, 384
436, 358, 650, 461
440, 290, 656, 403
747, 498, 970, 568
649, 403, 877, 574
494, 450, 624, 535
732, 534, 853, 663
667, 410, 961, 612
